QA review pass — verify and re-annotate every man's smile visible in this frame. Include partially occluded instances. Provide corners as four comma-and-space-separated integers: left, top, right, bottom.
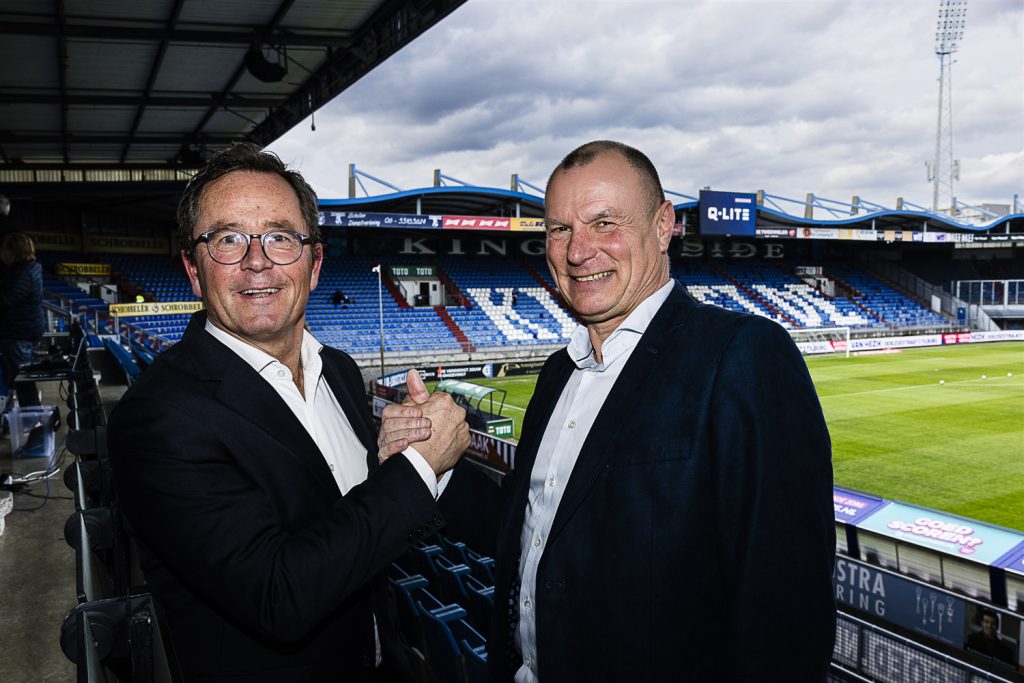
571, 271, 613, 282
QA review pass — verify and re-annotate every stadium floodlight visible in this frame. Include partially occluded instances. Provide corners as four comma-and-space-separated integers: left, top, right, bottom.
929, 0, 968, 215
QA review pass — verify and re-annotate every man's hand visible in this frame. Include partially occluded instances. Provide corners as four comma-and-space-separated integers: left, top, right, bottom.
377, 369, 470, 476
377, 403, 430, 462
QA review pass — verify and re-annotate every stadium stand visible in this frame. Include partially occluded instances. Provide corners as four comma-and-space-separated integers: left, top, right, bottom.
33, 249, 962, 365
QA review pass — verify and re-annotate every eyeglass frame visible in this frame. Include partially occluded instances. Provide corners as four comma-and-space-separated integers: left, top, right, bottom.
189, 228, 317, 266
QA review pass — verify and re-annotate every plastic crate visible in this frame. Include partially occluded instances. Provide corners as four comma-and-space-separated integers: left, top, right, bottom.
8, 405, 57, 459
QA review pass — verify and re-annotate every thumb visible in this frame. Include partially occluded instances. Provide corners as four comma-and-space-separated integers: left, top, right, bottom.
406, 368, 430, 404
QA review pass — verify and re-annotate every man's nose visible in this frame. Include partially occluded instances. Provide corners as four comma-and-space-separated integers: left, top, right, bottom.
566, 227, 594, 265
240, 236, 273, 270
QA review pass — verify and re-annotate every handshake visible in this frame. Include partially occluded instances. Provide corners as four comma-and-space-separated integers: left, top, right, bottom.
377, 369, 471, 477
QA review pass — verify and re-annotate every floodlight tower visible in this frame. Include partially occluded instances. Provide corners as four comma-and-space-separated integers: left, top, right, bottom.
927, 0, 967, 214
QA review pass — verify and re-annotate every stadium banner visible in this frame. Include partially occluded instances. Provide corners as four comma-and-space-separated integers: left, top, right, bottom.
467, 429, 516, 470
834, 556, 967, 648
855, 501, 1024, 565
485, 417, 515, 439
443, 215, 512, 231
754, 227, 796, 239
849, 335, 943, 352
833, 488, 888, 524
795, 340, 843, 356
795, 227, 839, 240
56, 262, 111, 277
963, 330, 1024, 343
320, 211, 443, 229
377, 360, 545, 390
859, 627, 974, 681
510, 217, 545, 232
109, 301, 203, 317
699, 190, 756, 237
24, 230, 83, 251
85, 234, 169, 254
389, 265, 437, 278
969, 233, 1024, 243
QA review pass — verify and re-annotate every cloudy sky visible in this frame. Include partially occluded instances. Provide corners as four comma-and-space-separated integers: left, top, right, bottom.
267, 0, 1023, 210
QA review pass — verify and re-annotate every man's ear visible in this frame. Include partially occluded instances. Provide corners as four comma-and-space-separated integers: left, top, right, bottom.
181, 250, 203, 299
655, 200, 674, 253
309, 243, 323, 292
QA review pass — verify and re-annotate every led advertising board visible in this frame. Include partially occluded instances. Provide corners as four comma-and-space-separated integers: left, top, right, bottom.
855, 501, 1024, 565
699, 190, 757, 237
833, 487, 889, 524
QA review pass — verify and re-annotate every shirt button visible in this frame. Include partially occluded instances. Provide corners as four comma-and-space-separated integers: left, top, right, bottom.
532, 537, 541, 548
277, 370, 285, 377
568, 420, 576, 429
548, 477, 557, 488
525, 656, 533, 667
329, 464, 335, 471
523, 598, 532, 609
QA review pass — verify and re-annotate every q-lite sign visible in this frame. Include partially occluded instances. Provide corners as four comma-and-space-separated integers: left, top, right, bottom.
699, 190, 757, 237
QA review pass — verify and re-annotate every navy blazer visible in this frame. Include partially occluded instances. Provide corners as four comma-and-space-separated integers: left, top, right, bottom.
109, 312, 440, 682
442, 282, 836, 682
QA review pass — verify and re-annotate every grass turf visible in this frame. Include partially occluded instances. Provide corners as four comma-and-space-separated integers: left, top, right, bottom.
427, 341, 1024, 531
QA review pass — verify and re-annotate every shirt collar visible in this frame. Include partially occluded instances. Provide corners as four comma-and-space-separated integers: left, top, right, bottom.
566, 279, 674, 372
204, 320, 323, 380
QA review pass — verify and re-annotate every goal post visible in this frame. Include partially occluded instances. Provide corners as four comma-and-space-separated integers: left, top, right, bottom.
789, 326, 851, 358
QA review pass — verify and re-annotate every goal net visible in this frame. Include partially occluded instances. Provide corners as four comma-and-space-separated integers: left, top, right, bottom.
789, 326, 851, 358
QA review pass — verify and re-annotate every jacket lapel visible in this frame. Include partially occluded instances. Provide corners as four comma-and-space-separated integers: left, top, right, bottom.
181, 312, 340, 501
546, 283, 696, 544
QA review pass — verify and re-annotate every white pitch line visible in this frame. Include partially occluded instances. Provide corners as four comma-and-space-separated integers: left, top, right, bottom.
822, 376, 1024, 400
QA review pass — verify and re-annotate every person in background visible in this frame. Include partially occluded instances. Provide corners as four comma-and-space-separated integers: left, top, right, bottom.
966, 608, 1016, 667
0, 232, 45, 420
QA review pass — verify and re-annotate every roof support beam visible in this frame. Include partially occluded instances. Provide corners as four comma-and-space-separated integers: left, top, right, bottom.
121, 0, 186, 164
0, 133, 237, 145
55, 0, 69, 164
247, 0, 468, 147
0, 93, 286, 107
0, 21, 352, 47
176, 0, 298, 163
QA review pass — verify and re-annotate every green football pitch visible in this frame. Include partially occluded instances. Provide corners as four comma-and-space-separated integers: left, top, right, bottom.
428, 341, 1024, 531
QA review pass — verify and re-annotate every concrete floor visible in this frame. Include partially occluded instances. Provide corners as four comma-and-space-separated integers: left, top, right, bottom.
0, 379, 125, 682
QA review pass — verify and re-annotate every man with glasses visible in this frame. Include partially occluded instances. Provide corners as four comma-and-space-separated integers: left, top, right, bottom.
108, 143, 468, 682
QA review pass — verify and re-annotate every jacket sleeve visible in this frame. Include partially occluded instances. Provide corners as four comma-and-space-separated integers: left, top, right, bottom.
710, 316, 836, 680
0, 262, 40, 308
108, 392, 443, 644
437, 457, 508, 557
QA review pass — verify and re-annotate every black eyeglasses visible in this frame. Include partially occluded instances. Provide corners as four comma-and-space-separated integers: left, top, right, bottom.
193, 228, 315, 265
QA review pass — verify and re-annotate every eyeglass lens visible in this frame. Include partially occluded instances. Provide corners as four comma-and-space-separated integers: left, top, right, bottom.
206, 229, 304, 265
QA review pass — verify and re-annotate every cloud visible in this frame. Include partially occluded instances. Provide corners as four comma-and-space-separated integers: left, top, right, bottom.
268, 0, 1024, 207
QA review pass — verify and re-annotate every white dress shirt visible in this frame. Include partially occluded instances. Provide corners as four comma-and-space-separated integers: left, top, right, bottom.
514, 281, 674, 682
204, 322, 439, 496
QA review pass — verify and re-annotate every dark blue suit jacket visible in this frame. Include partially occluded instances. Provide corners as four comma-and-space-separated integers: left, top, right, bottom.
109, 312, 439, 682
442, 282, 836, 681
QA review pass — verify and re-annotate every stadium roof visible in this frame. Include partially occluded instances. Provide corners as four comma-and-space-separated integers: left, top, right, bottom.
0, 0, 466, 169
320, 186, 546, 218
